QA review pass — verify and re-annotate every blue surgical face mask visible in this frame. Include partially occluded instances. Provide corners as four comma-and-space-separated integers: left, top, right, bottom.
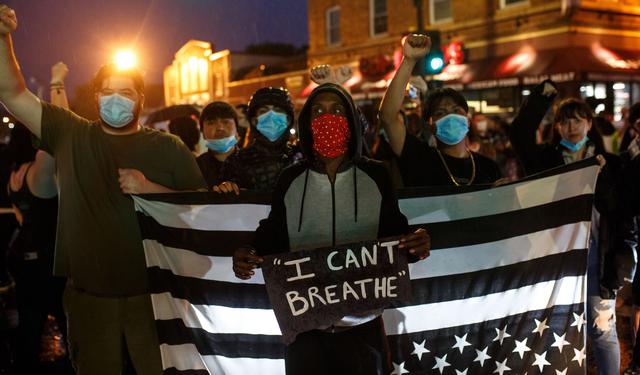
206, 135, 237, 154
256, 110, 288, 142
435, 114, 469, 145
560, 136, 589, 153
99, 94, 135, 128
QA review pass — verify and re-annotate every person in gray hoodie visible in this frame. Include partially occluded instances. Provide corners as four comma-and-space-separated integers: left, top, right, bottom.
233, 83, 430, 375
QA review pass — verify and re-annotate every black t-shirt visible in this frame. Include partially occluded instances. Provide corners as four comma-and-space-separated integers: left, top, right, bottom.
399, 134, 501, 187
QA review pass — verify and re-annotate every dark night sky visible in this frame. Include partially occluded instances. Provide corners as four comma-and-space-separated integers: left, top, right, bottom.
5, 0, 308, 97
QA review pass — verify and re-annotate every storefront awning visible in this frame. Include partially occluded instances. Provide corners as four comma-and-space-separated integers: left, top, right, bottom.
436, 45, 640, 90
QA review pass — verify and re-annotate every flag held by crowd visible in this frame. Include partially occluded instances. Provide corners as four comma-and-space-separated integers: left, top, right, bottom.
133, 159, 599, 375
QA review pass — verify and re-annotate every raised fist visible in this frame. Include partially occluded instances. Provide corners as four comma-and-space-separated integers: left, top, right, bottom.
310, 64, 336, 85
51, 62, 69, 84
403, 34, 431, 61
334, 65, 352, 85
0, 5, 17, 35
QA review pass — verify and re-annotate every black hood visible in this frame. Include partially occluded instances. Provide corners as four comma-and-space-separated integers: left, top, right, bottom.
298, 83, 363, 163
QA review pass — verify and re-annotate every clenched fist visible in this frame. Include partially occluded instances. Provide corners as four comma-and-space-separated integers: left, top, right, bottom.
403, 34, 431, 61
51, 62, 69, 84
0, 5, 17, 35
118, 168, 148, 194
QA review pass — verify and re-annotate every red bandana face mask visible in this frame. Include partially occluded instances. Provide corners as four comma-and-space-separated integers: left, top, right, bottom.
311, 114, 351, 159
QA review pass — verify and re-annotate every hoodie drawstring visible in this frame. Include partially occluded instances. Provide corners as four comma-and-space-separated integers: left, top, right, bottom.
353, 164, 358, 223
297, 168, 310, 232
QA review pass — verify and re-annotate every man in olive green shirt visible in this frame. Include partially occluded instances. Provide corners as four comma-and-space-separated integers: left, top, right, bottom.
0, 6, 206, 374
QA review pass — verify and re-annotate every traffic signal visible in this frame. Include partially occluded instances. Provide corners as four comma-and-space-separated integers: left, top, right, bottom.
412, 30, 444, 76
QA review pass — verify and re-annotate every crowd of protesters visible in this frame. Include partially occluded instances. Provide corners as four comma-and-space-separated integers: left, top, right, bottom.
0, 4, 640, 375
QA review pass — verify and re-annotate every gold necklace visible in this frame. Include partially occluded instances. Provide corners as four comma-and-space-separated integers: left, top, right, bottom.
436, 148, 476, 186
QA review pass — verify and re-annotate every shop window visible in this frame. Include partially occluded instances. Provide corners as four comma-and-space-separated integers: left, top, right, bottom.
500, 0, 528, 8
370, 0, 388, 36
430, 0, 452, 24
326, 6, 341, 46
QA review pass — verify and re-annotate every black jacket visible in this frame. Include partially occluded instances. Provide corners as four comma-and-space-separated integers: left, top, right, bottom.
510, 80, 637, 298
251, 84, 409, 256
222, 130, 299, 192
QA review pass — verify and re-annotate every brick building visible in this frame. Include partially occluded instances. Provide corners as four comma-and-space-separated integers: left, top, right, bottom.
307, 0, 640, 119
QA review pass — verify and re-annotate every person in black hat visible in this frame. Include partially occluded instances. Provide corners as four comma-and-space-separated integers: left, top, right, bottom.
220, 87, 300, 192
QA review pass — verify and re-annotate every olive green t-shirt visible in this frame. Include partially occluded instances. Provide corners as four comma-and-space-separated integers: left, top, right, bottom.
39, 102, 206, 296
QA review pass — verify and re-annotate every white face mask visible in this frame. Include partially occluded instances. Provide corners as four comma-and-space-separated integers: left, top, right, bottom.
99, 94, 135, 128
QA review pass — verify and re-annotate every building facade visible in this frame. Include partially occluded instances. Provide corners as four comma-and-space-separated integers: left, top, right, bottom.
307, 0, 640, 119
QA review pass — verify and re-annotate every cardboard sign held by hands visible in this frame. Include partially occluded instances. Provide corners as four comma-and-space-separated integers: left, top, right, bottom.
261, 236, 412, 344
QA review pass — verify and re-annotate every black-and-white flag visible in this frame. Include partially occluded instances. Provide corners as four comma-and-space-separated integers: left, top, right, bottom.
134, 160, 598, 375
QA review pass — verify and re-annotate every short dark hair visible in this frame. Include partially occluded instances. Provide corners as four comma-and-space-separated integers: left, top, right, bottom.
168, 116, 200, 152
628, 102, 640, 127
422, 87, 469, 120
92, 63, 145, 95
200, 101, 238, 130
554, 98, 593, 124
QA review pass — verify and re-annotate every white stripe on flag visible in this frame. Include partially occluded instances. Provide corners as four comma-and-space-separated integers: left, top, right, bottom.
133, 196, 270, 231
160, 343, 285, 373
401, 165, 598, 224
144, 240, 265, 284
383, 275, 585, 335
409, 221, 590, 279
144, 221, 588, 283
152, 293, 282, 336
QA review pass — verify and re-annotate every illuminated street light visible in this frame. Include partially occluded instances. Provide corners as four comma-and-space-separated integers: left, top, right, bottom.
8, 122, 14, 129
2, 116, 9, 123
114, 50, 137, 70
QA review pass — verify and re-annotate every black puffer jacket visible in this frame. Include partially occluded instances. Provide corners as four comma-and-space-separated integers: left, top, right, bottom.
510, 80, 638, 299
222, 133, 299, 192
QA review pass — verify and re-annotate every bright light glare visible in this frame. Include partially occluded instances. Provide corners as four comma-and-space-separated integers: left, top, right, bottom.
289, 128, 297, 135
8, 122, 14, 129
2, 116, 9, 123
430, 57, 444, 71
114, 50, 137, 70
613, 82, 626, 90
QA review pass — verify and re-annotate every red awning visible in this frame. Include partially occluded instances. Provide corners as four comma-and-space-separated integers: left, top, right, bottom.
436, 46, 640, 89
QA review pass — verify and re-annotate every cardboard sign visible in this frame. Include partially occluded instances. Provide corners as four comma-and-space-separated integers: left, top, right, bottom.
261, 237, 412, 344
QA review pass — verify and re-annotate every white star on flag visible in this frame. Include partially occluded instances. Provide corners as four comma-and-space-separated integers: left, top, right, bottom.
493, 325, 512, 345
550, 332, 571, 353
455, 370, 468, 375
391, 361, 409, 375
556, 368, 568, 375
452, 334, 472, 354
571, 312, 586, 333
572, 347, 586, 367
474, 347, 492, 367
411, 339, 430, 361
512, 338, 531, 359
532, 318, 549, 337
531, 351, 551, 372
432, 354, 451, 374
493, 358, 511, 375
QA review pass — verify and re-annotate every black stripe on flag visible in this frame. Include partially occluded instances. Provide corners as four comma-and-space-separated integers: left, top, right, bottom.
149, 249, 584, 309
410, 195, 593, 250
163, 368, 209, 375
138, 212, 254, 256
148, 267, 272, 308
139, 194, 592, 256
156, 318, 285, 359
399, 157, 598, 199
400, 248, 587, 307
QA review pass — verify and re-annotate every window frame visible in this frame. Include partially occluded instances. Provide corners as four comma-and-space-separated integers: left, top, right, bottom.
429, 0, 453, 25
369, 0, 388, 37
500, 0, 529, 9
326, 5, 341, 47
